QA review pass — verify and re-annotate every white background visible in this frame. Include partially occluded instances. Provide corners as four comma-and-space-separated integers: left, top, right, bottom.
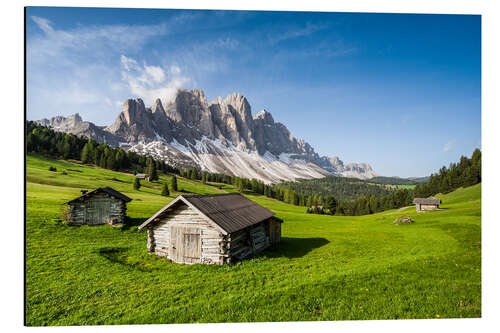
1, 0, 498, 332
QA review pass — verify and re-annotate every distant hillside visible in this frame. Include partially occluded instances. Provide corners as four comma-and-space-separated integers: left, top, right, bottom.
276, 175, 396, 202
367, 176, 417, 185
366, 176, 429, 185
408, 176, 430, 183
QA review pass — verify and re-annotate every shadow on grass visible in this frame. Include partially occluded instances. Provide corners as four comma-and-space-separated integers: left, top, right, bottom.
262, 237, 330, 259
98, 247, 157, 272
120, 217, 147, 231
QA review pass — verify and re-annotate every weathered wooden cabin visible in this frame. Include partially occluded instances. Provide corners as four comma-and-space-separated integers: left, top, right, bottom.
413, 198, 441, 212
64, 187, 132, 225
138, 193, 283, 265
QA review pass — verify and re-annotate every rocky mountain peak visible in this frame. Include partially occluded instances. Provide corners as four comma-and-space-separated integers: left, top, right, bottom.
120, 98, 147, 126
223, 93, 252, 118
35, 88, 378, 182
152, 98, 165, 114
68, 113, 82, 124
254, 109, 274, 124
329, 156, 344, 168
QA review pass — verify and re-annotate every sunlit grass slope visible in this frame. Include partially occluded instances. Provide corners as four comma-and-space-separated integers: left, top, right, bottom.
26, 154, 481, 325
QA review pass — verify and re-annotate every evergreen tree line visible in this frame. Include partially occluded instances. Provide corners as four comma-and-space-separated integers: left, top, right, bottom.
367, 176, 419, 186
278, 175, 397, 201
333, 189, 413, 216
414, 148, 481, 198
273, 183, 413, 216
27, 121, 180, 178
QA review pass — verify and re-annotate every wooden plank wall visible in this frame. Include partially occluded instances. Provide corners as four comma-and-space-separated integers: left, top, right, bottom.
420, 204, 439, 210
226, 222, 271, 262
268, 219, 281, 246
68, 193, 126, 225
148, 204, 226, 265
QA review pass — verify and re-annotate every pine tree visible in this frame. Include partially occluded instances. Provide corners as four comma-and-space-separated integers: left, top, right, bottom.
324, 195, 337, 214
161, 183, 169, 196
106, 151, 116, 170
237, 178, 244, 192
115, 149, 126, 170
133, 177, 141, 190
99, 154, 106, 168
171, 175, 178, 191
63, 141, 71, 159
150, 161, 158, 181
81, 143, 91, 164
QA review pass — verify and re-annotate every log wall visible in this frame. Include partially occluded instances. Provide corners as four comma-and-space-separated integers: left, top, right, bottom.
148, 204, 226, 265
68, 193, 126, 225
420, 204, 439, 211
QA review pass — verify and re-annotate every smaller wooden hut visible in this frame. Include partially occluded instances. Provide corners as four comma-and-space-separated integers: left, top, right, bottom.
64, 187, 132, 225
413, 198, 441, 212
139, 193, 283, 265
135, 173, 149, 182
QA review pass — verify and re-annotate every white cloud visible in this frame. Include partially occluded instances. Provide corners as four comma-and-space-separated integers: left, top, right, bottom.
120, 55, 190, 106
443, 141, 454, 152
26, 15, 190, 124
31, 16, 54, 34
145, 65, 165, 83
120, 55, 138, 71
268, 22, 329, 45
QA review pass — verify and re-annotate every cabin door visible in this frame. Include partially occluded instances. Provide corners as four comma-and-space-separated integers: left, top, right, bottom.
169, 226, 201, 264
85, 198, 110, 225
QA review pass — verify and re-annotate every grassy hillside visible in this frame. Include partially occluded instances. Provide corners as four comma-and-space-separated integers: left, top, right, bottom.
25, 154, 481, 325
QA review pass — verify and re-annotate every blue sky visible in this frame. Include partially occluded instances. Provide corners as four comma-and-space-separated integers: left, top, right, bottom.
26, 7, 481, 177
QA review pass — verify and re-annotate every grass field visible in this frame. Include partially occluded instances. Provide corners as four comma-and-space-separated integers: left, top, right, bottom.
25, 154, 481, 325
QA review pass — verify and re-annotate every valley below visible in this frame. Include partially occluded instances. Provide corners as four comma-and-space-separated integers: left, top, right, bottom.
25, 154, 481, 325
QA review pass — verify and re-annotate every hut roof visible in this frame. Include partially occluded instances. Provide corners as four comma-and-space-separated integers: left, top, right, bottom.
139, 193, 275, 234
413, 198, 441, 205
65, 187, 132, 204
135, 173, 146, 178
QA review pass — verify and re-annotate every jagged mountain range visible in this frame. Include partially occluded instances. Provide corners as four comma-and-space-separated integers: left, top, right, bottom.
36, 89, 378, 183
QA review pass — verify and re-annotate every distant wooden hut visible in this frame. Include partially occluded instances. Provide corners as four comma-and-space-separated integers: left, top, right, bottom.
64, 187, 132, 225
413, 198, 441, 212
138, 193, 283, 265
135, 173, 149, 182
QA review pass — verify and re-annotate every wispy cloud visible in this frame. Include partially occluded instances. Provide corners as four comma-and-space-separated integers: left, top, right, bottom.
268, 22, 329, 45
443, 141, 454, 152
28, 15, 172, 65
120, 55, 190, 106
26, 15, 191, 123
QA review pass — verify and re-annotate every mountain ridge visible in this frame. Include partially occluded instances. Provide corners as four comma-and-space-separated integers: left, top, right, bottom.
35, 89, 379, 183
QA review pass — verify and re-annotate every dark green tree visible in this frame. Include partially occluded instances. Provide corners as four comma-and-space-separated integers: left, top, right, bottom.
161, 182, 169, 196
133, 177, 141, 190
324, 195, 337, 215
171, 175, 178, 191
146, 157, 158, 181
81, 142, 91, 164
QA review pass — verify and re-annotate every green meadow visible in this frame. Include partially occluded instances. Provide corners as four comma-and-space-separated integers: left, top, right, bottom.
25, 154, 481, 325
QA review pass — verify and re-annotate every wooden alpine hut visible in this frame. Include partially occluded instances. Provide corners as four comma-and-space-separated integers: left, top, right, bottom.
64, 187, 132, 225
138, 193, 283, 265
413, 198, 441, 212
